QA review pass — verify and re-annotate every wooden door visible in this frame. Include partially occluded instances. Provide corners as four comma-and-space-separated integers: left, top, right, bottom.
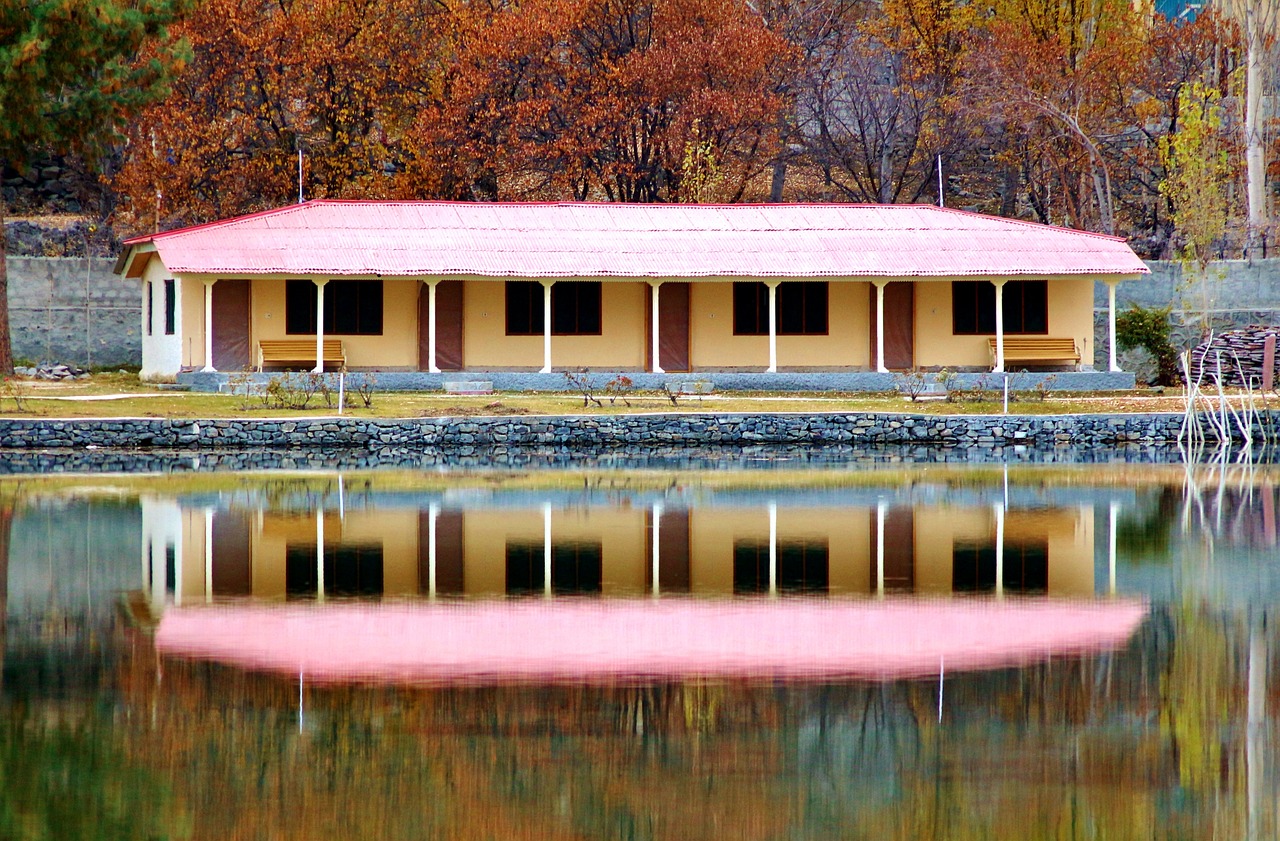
211, 280, 251, 371
659, 283, 690, 372
868, 283, 915, 370
419, 280, 465, 371
419, 509, 465, 596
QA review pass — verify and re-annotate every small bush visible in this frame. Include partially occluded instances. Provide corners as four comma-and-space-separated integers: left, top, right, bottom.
1116, 304, 1180, 386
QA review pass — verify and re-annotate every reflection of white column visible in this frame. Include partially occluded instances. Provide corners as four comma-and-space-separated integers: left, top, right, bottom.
201, 280, 216, 372
540, 280, 553, 373
876, 502, 886, 597
338, 475, 345, 521
994, 503, 1005, 598
1108, 500, 1120, 596
425, 279, 441, 373
1247, 623, 1267, 841
204, 508, 214, 604
543, 502, 553, 597
313, 279, 329, 373
768, 502, 778, 596
1106, 279, 1120, 372
649, 281, 664, 374
873, 280, 888, 373
316, 509, 325, 603
992, 279, 1007, 373
766, 281, 780, 373
651, 503, 662, 596
427, 503, 439, 599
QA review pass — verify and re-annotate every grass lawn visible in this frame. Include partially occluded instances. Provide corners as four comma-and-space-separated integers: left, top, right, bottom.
0, 372, 1261, 419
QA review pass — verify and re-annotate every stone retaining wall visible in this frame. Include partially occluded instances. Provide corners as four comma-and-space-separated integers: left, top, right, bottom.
1, 410, 1272, 451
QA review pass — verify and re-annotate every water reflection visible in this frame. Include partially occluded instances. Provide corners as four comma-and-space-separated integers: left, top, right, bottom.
3, 465, 1278, 840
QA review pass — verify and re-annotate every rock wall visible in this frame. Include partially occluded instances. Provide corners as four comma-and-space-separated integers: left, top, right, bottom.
0, 410, 1271, 453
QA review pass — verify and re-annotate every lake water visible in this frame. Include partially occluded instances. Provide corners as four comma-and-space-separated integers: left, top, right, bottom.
2, 455, 1277, 840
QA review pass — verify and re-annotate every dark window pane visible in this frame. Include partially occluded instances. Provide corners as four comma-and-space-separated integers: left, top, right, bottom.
954, 280, 1047, 335
505, 281, 544, 335
163, 279, 176, 335
733, 541, 769, 593
552, 282, 602, 336
779, 282, 828, 335
144, 281, 153, 336
286, 280, 383, 335
733, 282, 768, 335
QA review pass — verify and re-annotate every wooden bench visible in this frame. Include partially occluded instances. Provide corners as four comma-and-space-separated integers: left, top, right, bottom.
987, 337, 1080, 368
257, 339, 346, 371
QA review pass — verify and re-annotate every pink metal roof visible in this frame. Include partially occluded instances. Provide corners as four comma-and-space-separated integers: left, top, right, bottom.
120, 201, 1150, 279
155, 597, 1147, 685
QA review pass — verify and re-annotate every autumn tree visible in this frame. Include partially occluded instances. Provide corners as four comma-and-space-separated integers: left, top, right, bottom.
113, 0, 450, 230
400, 0, 798, 203
0, 0, 190, 375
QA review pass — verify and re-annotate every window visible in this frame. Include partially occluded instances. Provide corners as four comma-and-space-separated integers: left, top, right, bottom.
952, 540, 1048, 594
505, 540, 603, 595
285, 280, 383, 335
952, 280, 1047, 334
733, 282, 828, 335
163, 279, 176, 335
733, 540, 829, 594
144, 281, 153, 336
285, 542, 384, 599
505, 281, 602, 336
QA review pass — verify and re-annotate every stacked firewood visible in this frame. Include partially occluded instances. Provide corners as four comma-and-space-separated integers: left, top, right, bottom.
1188, 326, 1280, 388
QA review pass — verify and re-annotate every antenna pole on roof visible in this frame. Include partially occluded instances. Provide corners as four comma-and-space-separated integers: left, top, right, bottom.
298, 149, 304, 204
937, 155, 944, 208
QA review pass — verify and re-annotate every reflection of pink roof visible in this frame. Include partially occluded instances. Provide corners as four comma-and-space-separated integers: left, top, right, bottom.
119, 201, 1150, 279
155, 598, 1146, 685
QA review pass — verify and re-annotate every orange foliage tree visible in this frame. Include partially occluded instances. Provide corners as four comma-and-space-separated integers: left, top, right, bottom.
396, 0, 798, 203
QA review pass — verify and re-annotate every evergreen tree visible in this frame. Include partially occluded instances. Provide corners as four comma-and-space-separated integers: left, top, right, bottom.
0, 0, 190, 375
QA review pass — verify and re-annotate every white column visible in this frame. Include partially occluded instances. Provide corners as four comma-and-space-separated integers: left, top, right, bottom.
1106, 279, 1120, 372
204, 508, 214, 604
315, 509, 325, 603
313, 279, 329, 373
768, 502, 778, 597
1108, 500, 1120, 596
201, 279, 217, 372
651, 503, 663, 596
540, 280, 554, 373
542, 502, 553, 597
992, 279, 1007, 373
875, 502, 887, 597
425, 279, 441, 373
873, 280, 888, 373
649, 281, 664, 374
427, 502, 439, 599
766, 280, 780, 373
994, 502, 1005, 598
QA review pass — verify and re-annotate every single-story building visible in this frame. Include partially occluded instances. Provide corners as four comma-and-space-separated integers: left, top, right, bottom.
114, 201, 1148, 380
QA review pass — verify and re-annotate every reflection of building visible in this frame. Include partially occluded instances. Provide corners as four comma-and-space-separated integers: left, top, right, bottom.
141, 488, 1100, 606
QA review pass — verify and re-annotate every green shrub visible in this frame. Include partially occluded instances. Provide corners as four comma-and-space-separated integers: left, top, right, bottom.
1116, 304, 1181, 386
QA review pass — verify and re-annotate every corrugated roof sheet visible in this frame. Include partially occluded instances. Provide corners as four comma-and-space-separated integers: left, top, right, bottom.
120, 201, 1150, 279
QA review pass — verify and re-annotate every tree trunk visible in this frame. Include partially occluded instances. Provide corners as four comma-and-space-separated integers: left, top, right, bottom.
0, 186, 12, 376
1243, 20, 1266, 258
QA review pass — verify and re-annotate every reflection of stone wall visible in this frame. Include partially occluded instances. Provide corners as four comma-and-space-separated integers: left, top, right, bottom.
5, 257, 140, 369
1094, 259, 1280, 383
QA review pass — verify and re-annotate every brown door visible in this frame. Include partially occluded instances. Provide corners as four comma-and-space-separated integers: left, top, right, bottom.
648, 508, 691, 592
419, 281, 465, 371
211, 280, 251, 371
211, 509, 252, 596
420, 509, 465, 595
868, 283, 915, 370
871, 507, 915, 593
659, 283, 690, 372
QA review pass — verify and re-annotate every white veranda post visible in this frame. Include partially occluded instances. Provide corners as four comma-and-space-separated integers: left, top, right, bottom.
201, 279, 216, 372
541, 280, 553, 374
649, 280, 664, 374
991, 279, 1007, 373
1106, 279, 1120, 372
313, 279, 328, 374
873, 280, 888, 373
425, 279, 440, 374
766, 280, 780, 373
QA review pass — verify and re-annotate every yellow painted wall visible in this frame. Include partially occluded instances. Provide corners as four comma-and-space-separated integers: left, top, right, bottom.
687, 508, 872, 595
460, 280, 647, 370
247, 278, 421, 369
914, 278, 1098, 369
248, 510, 419, 598
688, 282, 872, 370
461, 508, 647, 595
180, 277, 204, 368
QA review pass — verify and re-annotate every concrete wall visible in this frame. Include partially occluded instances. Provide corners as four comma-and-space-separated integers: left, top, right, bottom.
6, 256, 139, 368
